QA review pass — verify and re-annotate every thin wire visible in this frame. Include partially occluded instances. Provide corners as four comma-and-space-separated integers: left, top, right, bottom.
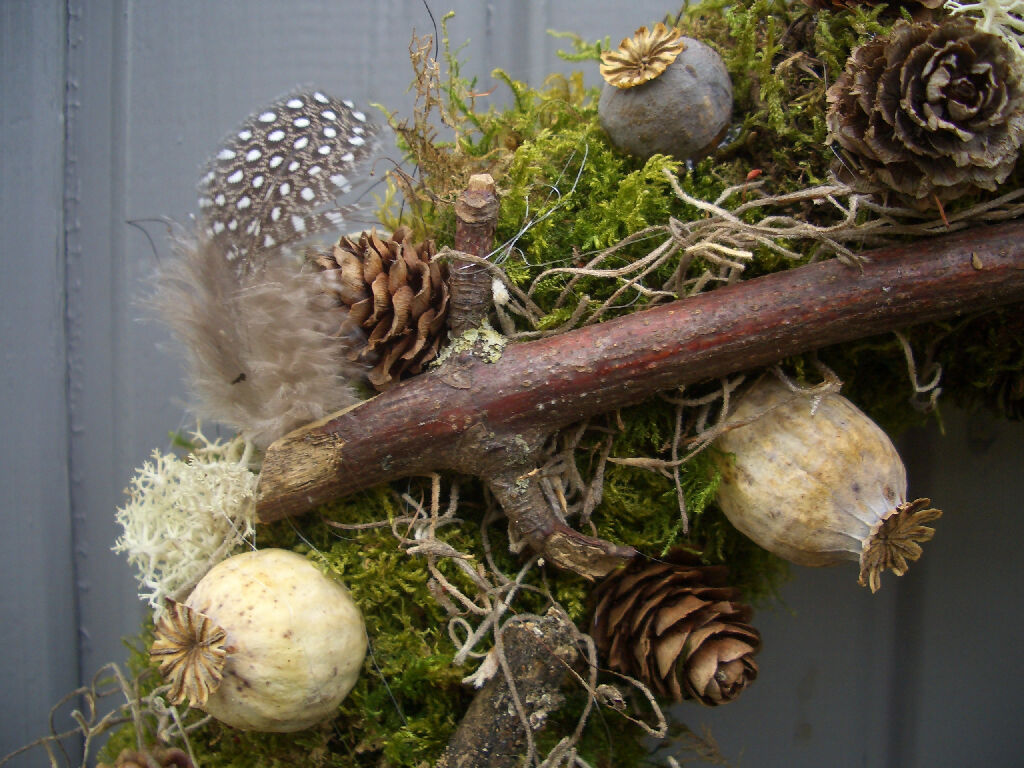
490, 143, 589, 264
125, 217, 173, 262
365, 633, 409, 726
420, 0, 440, 61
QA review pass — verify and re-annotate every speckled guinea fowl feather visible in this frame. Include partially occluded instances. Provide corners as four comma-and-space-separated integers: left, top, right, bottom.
151, 89, 377, 447
197, 89, 379, 266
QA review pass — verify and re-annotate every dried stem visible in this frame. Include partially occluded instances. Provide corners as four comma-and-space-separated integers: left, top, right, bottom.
486, 463, 637, 579
448, 173, 499, 335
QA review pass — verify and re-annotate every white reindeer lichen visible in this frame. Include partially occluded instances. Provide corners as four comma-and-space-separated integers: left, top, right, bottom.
113, 428, 258, 614
946, 0, 1024, 60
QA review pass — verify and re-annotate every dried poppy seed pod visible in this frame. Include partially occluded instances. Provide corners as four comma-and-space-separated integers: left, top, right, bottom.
598, 26, 733, 162
151, 548, 366, 732
712, 378, 941, 592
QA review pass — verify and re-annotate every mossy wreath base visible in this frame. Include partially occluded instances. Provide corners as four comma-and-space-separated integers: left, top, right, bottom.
99, 1, 1024, 766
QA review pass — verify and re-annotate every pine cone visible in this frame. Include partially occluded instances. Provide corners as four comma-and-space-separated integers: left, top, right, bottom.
826, 19, 1024, 203
591, 553, 761, 706
316, 227, 449, 390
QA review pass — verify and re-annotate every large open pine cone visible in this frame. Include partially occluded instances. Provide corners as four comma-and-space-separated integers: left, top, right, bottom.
316, 227, 449, 390
826, 19, 1024, 203
591, 553, 761, 706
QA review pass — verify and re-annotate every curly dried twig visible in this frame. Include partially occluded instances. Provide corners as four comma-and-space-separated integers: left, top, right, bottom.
0, 663, 204, 768
501, 178, 1024, 336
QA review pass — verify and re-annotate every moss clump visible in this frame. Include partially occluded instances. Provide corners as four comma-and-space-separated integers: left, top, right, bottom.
102, 459, 763, 767
587, 402, 790, 603
377, 2, 924, 334
173, 488, 475, 767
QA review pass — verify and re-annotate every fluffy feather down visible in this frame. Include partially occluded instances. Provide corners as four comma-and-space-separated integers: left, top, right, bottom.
153, 232, 368, 448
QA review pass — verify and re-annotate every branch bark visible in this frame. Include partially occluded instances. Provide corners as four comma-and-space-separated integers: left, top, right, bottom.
436, 610, 578, 768
257, 218, 1024, 572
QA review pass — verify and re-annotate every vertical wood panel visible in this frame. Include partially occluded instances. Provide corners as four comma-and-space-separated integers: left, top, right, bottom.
0, 1, 76, 763
897, 411, 1024, 768
64, 0, 149, 698
671, 562, 903, 765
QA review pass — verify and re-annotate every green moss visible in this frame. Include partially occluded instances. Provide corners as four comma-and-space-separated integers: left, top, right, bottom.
102, 444, 780, 765
100, 488, 473, 767
931, 310, 1024, 421
584, 402, 788, 603
377, 0, 920, 335
666, 0, 895, 187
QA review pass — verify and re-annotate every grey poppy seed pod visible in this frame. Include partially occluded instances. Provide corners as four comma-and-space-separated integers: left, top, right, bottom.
598, 37, 733, 162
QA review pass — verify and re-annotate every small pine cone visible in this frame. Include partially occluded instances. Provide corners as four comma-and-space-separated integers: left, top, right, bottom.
316, 227, 449, 390
591, 553, 761, 706
826, 19, 1024, 203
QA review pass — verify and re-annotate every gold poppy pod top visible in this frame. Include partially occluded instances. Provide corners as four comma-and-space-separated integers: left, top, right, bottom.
600, 22, 687, 88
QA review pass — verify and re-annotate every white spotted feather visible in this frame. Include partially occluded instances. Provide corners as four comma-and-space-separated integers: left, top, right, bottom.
197, 89, 378, 265
153, 89, 377, 448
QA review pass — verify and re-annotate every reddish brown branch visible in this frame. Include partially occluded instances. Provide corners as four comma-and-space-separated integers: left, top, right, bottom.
486, 463, 637, 577
257, 220, 1024, 565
